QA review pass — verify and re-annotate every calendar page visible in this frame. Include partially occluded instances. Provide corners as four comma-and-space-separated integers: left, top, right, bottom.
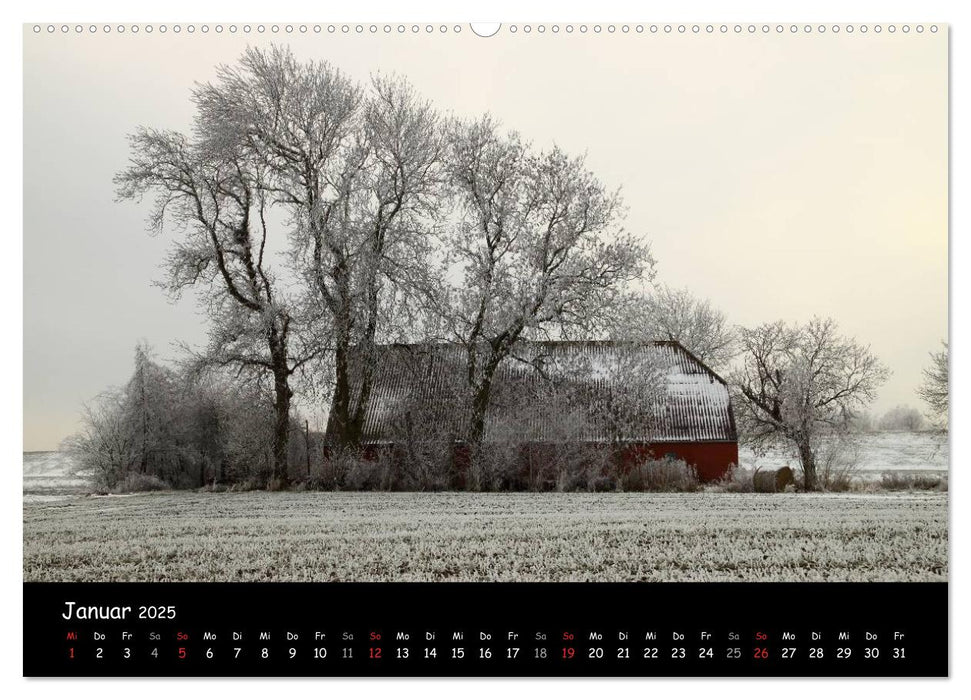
22, 20, 948, 677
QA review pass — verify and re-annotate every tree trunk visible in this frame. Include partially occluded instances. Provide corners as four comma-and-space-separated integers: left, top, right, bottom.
305, 419, 311, 478
797, 439, 817, 491
331, 320, 378, 449
330, 296, 376, 449
269, 328, 292, 488
350, 338, 376, 445
466, 380, 494, 491
331, 326, 352, 448
351, 260, 382, 445
271, 373, 292, 487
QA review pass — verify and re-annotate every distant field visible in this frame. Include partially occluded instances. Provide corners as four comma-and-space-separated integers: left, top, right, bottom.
740, 431, 948, 476
22, 451, 87, 501
23, 491, 947, 583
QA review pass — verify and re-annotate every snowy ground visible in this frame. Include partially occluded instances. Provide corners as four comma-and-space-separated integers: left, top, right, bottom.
22, 437, 948, 582
23, 491, 946, 582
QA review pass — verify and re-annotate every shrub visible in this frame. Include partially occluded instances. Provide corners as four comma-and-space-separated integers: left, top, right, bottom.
392, 442, 454, 491
559, 446, 612, 493
343, 459, 386, 491
589, 475, 617, 493
467, 440, 522, 491
387, 412, 458, 490
266, 476, 287, 492
300, 476, 332, 491
521, 442, 612, 493
621, 456, 699, 492
319, 448, 363, 490
64, 345, 303, 491
112, 473, 171, 493
554, 467, 588, 493
317, 447, 444, 491
813, 434, 863, 492
821, 472, 855, 492
712, 465, 754, 493
880, 472, 948, 492
228, 476, 266, 492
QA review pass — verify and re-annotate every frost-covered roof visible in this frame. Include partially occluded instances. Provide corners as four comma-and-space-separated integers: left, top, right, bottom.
334, 341, 737, 444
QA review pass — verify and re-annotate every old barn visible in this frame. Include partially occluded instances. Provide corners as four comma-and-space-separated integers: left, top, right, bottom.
327, 340, 738, 485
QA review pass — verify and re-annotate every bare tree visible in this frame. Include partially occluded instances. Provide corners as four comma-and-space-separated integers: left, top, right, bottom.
115, 129, 318, 486
216, 382, 278, 483
121, 342, 197, 484
192, 46, 447, 448
126, 342, 176, 477
730, 317, 889, 490
917, 341, 948, 432
63, 390, 137, 492
427, 117, 652, 484
621, 285, 737, 371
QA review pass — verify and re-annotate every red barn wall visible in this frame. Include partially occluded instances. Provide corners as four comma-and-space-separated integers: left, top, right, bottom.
619, 442, 738, 482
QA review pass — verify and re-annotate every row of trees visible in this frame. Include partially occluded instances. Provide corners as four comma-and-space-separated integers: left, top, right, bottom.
82, 319, 944, 493
114, 46, 651, 488
79, 46, 947, 492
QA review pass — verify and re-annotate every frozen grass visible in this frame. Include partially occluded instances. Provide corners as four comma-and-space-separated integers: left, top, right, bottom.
23, 491, 947, 583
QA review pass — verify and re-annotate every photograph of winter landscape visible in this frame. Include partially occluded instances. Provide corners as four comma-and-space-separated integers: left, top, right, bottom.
23, 26, 947, 583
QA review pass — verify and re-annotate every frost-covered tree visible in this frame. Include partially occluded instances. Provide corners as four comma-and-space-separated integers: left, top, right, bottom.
115, 127, 320, 486
64, 389, 137, 491
426, 116, 653, 482
730, 318, 889, 490
124, 343, 182, 477
192, 46, 448, 448
918, 341, 948, 432
66, 344, 204, 489
622, 285, 737, 372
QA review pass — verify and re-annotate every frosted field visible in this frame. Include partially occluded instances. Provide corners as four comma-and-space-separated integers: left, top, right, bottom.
23, 491, 947, 583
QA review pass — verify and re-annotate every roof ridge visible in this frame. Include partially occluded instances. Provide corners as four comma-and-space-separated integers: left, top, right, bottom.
367, 339, 683, 349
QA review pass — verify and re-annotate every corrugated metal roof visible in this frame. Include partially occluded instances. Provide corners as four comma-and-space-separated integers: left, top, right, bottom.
339, 341, 737, 444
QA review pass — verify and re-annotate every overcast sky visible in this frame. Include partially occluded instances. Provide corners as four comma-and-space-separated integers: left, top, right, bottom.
23, 26, 947, 451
